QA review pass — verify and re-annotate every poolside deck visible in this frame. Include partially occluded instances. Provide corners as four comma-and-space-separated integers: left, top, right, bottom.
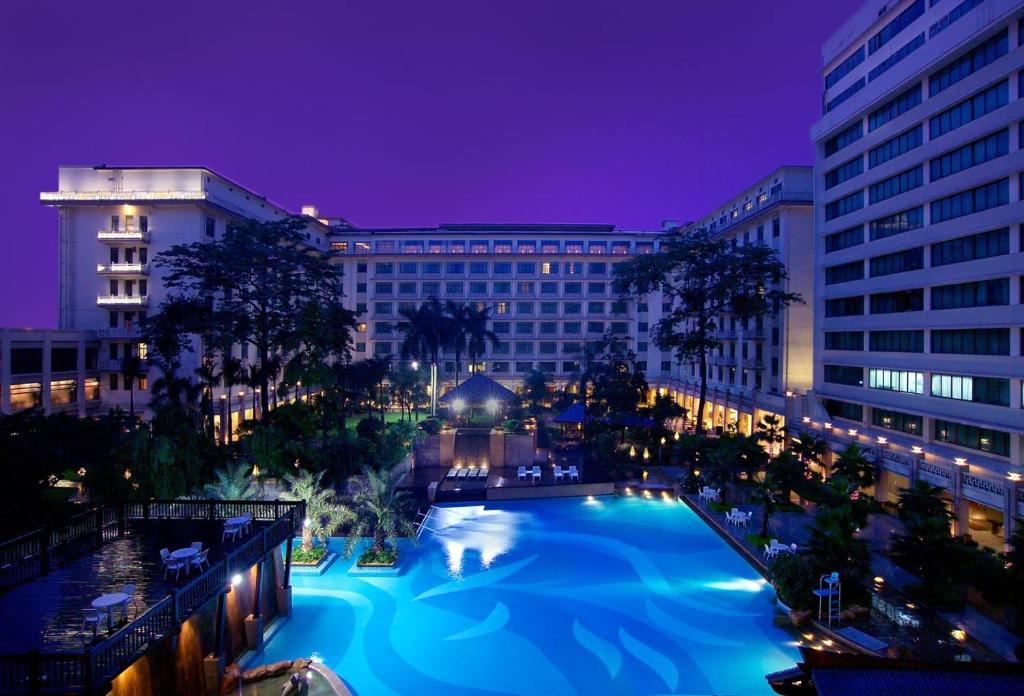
0, 518, 269, 652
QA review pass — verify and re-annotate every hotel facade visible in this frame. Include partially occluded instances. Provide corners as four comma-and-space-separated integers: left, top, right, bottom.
810, 0, 1024, 548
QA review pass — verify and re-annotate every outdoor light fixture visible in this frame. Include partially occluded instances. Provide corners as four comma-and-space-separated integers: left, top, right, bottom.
411, 361, 419, 370
304, 517, 311, 528
824, 422, 832, 430
642, 447, 650, 461
1006, 467, 1023, 483
802, 416, 810, 423
951, 628, 966, 642
230, 573, 242, 587
911, 446, 923, 454
629, 445, 636, 458
123, 468, 132, 480
485, 398, 499, 414
452, 398, 466, 413
877, 436, 887, 444
847, 429, 858, 437
674, 431, 680, 441
953, 457, 968, 467
785, 390, 794, 398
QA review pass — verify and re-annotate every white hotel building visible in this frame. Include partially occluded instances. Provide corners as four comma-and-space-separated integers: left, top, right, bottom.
810, 0, 1024, 548
3, 166, 675, 427
665, 166, 816, 436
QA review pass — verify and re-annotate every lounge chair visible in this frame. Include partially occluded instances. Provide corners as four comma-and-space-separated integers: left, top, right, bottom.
554, 465, 565, 481
568, 465, 579, 481
517, 466, 527, 481
456, 468, 470, 479
446, 468, 459, 479
478, 467, 489, 480
531, 465, 541, 483
467, 468, 480, 479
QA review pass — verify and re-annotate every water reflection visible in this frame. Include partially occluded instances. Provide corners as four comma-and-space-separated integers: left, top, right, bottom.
432, 506, 528, 576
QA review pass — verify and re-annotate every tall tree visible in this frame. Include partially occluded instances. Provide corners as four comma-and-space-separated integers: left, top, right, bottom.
613, 228, 801, 436
397, 298, 451, 416
523, 369, 549, 414
833, 443, 877, 490
444, 300, 469, 387
154, 216, 344, 418
464, 304, 502, 372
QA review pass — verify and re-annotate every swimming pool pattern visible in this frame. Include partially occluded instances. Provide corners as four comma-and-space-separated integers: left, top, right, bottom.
259, 496, 799, 695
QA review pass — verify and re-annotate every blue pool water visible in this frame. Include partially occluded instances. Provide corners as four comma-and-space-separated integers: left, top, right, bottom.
258, 496, 799, 695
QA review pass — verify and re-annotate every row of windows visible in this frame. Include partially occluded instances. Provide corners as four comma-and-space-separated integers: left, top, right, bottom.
868, 125, 922, 169
931, 227, 1009, 267
931, 177, 1008, 223
370, 260, 612, 276
825, 190, 864, 221
929, 79, 1008, 140
869, 84, 922, 132
823, 328, 1010, 356
869, 246, 923, 277
869, 0, 924, 55
931, 373, 1010, 406
870, 330, 924, 353
825, 296, 864, 317
824, 225, 864, 253
868, 165, 923, 204
872, 407, 922, 435
366, 280, 618, 295
825, 121, 864, 158
823, 364, 864, 386
824, 331, 863, 351
929, 28, 1007, 97
870, 206, 923, 241
826, 77, 866, 114
869, 31, 925, 82
373, 301, 637, 317
869, 368, 924, 394
871, 289, 923, 314
826, 45, 866, 89
335, 239, 651, 255
824, 156, 864, 190
929, 0, 987, 39
931, 277, 1009, 310
824, 260, 864, 285
934, 419, 1010, 456
932, 328, 1009, 355
824, 398, 864, 422
929, 128, 1008, 182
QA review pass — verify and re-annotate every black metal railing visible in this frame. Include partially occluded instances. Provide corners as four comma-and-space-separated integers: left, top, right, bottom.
0, 500, 302, 695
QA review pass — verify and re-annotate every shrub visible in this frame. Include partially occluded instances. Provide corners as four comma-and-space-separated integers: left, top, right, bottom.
418, 418, 442, 435
768, 553, 819, 611
356, 417, 384, 442
292, 546, 327, 565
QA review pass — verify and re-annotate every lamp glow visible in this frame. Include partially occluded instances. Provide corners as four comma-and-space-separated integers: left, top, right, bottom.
485, 398, 499, 414
452, 398, 466, 413
824, 422, 832, 429
911, 446, 923, 454
953, 457, 967, 467
230, 573, 242, 587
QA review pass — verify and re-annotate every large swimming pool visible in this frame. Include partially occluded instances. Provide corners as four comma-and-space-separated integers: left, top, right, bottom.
258, 496, 799, 695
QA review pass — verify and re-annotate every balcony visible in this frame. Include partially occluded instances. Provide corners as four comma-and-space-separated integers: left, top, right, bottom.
96, 230, 150, 242
96, 263, 149, 275
96, 295, 148, 307
97, 358, 149, 373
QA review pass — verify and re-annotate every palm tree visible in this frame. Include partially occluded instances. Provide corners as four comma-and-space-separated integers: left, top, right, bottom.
833, 443, 876, 490
754, 471, 777, 538
464, 304, 501, 373
444, 300, 469, 387
344, 466, 417, 560
767, 450, 807, 503
282, 469, 352, 552
791, 433, 827, 472
119, 351, 144, 423
202, 462, 259, 500
398, 299, 450, 416
896, 480, 952, 531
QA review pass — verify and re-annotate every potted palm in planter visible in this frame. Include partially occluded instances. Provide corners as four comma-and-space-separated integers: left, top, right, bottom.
283, 469, 352, 566
345, 466, 416, 567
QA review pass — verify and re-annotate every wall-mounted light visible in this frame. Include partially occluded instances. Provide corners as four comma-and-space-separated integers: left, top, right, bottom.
876, 436, 887, 445
911, 446, 923, 455
953, 457, 968, 467
847, 429, 858, 437
824, 422, 832, 430
230, 573, 242, 587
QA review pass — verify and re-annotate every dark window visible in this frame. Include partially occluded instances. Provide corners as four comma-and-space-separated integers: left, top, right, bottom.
869, 84, 922, 131
869, 165, 923, 204
930, 178, 1009, 223
870, 206, 923, 240
870, 289, 923, 314
824, 225, 864, 253
869, 32, 925, 81
825, 45, 866, 89
931, 278, 1009, 310
824, 331, 863, 351
868, 0, 924, 54
929, 29, 1008, 95
10, 347, 43, 374
50, 347, 77, 373
869, 247, 923, 277
825, 296, 864, 317
823, 364, 863, 386
931, 328, 1009, 355
934, 419, 1010, 456
826, 77, 866, 113
824, 121, 863, 157
869, 330, 924, 353
869, 125, 923, 168
930, 80, 1008, 140
930, 129, 1009, 181
824, 398, 863, 422
931, 228, 1009, 266
824, 156, 864, 189
930, 0, 987, 38
825, 190, 864, 221
825, 260, 864, 285
873, 408, 922, 436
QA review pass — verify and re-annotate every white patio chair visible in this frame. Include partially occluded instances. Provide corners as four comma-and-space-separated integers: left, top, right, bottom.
120, 583, 138, 619
190, 541, 203, 552
222, 522, 241, 543
554, 465, 564, 481
531, 465, 541, 482
81, 608, 104, 639
517, 466, 527, 481
763, 544, 778, 560
568, 465, 579, 481
191, 548, 210, 573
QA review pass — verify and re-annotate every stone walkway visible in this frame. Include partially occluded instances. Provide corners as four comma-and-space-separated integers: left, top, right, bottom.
685, 492, 1021, 661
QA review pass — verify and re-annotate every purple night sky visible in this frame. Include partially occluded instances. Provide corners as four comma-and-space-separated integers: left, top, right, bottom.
0, 0, 857, 328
